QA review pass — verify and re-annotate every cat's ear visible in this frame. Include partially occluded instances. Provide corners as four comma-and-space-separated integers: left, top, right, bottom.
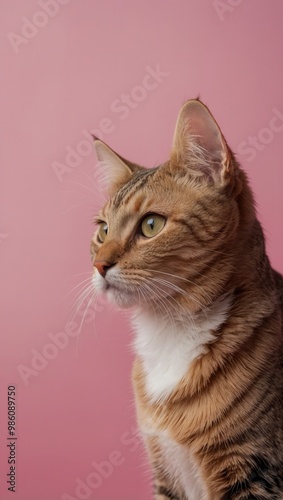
171, 99, 235, 186
93, 138, 141, 194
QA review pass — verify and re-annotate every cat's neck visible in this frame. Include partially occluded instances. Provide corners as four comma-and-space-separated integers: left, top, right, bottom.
131, 294, 232, 403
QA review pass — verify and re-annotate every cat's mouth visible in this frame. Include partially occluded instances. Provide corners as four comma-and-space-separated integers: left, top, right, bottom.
105, 281, 120, 292
104, 274, 126, 291
93, 271, 138, 308
105, 280, 138, 307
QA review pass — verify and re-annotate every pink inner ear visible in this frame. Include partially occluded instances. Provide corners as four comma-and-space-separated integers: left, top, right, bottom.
172, 99, 232, 184
187, 103, 223, 156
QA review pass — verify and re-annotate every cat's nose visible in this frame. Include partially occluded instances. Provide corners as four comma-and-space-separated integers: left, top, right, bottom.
93, 260, 112, 278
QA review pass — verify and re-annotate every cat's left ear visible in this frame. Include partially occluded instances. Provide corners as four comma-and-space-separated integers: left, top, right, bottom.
171, 99, 236, 186
93, 138, 142, 194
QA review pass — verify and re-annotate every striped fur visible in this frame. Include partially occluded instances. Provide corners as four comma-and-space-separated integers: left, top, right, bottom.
91, 99, 283, 499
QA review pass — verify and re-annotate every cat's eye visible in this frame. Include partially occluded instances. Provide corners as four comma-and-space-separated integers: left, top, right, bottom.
97, 222, 108, 243
140, 214, 166, 238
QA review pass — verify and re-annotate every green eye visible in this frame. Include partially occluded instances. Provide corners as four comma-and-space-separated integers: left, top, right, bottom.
97, 222, 108, 243
140, 214, 166, 238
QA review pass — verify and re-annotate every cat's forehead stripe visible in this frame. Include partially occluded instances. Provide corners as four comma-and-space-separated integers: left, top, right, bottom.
112, 170, 154, 208
112, 168, 158, 209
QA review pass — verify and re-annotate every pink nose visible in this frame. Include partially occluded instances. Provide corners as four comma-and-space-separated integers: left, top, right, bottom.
93, 260, 112, 278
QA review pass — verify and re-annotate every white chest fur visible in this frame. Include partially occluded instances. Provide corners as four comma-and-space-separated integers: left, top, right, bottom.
141, 418, 208, 498
134, 296, 231, 499
159, 433, 207, 499
132, 295, 231, 403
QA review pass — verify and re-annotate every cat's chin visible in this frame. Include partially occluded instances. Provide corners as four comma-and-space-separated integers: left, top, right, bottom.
106, 287, 137, 309
92, 273, 138, 309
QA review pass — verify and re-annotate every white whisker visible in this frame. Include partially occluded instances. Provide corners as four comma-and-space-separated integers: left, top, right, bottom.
64, 276, 93, 300
75, 289, 96, 356
81, 169, 107, 202
61, 204, 84, 215
69, 280, 94, 312
69, 282, 95, 325
141, 281, 178, 336
67, 180, 103, 198
151, 276, 205, 310
146, 268, 210, 296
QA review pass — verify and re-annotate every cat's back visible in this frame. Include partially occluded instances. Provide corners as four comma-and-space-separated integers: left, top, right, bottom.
274, 269, 283, 310
273, 270, 283, 362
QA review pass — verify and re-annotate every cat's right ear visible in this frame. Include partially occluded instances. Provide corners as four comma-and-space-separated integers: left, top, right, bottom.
170, 99, 236, 188
93, 138, 141, 194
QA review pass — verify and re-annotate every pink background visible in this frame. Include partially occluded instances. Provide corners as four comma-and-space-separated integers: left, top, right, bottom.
1, 1, 283, 499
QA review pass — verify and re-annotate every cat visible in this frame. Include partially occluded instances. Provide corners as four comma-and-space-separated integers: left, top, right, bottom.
91, 99, 283, 499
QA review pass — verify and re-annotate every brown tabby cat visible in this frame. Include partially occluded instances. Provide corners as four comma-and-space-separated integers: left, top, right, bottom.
91, 99, 283, 499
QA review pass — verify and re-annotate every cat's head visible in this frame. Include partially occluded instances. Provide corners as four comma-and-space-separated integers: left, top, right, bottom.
91, 99, 252, 313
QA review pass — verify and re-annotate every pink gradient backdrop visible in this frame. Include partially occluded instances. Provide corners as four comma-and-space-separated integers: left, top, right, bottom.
1, 1, 283, 499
